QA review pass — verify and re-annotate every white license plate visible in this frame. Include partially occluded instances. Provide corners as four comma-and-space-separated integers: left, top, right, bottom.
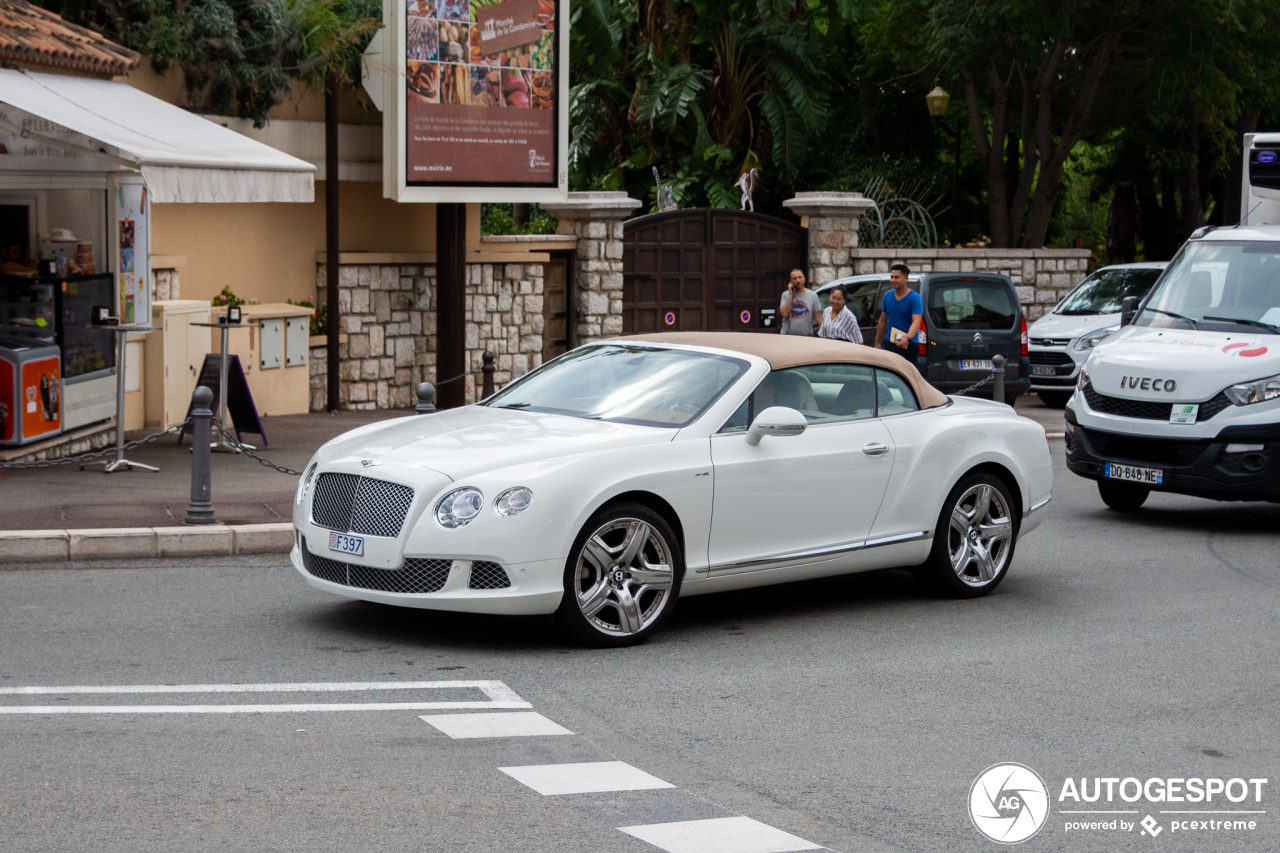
1032, 365, 1057, 376
1105, 463, 1163, 485
961, 359, 993, 371
329, 532, 365, 556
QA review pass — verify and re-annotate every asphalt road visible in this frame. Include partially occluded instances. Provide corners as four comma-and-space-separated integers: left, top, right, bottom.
2, 442, 1278, 852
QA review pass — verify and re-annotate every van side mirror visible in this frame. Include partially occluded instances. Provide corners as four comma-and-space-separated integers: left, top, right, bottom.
1120, 296, 1138, 327
745, 406, 807, 446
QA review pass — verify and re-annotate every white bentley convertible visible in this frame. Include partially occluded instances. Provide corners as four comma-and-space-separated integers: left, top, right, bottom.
292, 333, 1053, 645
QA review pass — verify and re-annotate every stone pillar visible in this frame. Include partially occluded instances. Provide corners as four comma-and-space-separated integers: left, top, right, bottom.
541, 191, 641, 344
782, 192, 877, 287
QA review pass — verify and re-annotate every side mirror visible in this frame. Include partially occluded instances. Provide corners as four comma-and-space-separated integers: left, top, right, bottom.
1120, 295, 1138, 327
745, 406, 807, 446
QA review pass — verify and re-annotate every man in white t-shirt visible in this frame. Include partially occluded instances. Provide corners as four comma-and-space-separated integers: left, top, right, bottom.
780, 268, 820, 335
818, 283, 863, 344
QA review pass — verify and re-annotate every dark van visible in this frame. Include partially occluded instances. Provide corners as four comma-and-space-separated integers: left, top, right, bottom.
816, 272, 1029, 401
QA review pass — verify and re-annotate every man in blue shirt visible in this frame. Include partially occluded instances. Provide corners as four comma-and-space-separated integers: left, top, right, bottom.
875, 263, 923, 358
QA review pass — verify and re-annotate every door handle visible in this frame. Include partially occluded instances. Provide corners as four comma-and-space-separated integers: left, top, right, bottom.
862, 443, 889, 455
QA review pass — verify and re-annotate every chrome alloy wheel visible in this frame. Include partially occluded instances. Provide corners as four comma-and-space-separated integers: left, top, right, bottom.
948, 483, 1014, 586
573, 518, 674, 637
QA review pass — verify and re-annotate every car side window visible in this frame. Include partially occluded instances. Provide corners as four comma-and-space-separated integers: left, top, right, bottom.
875, 369, 920, 417
718, 365, 876, 432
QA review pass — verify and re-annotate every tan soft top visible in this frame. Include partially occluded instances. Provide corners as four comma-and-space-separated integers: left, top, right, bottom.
607, 332, 949, 409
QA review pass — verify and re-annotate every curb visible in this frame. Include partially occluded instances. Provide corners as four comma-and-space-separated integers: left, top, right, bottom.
0, 523, 293, 564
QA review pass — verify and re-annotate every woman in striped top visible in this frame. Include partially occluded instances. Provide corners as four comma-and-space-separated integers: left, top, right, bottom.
818, 284, 863, 344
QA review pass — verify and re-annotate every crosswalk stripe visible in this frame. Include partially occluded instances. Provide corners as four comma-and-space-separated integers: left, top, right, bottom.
500, 761, 675, 796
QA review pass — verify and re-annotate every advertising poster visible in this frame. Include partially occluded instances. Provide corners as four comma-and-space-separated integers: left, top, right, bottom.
20, 355, 60, 440
112, 180, 150, 326
401, 0, 562, 192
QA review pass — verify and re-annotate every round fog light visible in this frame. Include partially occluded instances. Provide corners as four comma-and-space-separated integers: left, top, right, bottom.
436, 487, 484, 529
494, 487, 533, 517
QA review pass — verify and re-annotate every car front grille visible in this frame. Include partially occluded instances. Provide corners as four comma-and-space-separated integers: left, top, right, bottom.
1029, 351, 1074, 366
1082, 377, 1232, 421
1082, 429, 1209, 467
468, 560, 512, 590
299, 537, 452, 593
311, 473, 414, 538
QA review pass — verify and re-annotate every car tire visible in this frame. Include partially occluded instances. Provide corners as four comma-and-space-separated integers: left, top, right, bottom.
556, 502, 683, 647
912, 472, 1018, 598
1097, 480, 1149, 512
1038, 391, 1072, 408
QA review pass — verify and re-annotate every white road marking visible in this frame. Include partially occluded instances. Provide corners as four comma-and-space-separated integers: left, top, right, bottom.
420, 711, 573, 739
618, 816, 822, 853
0, 680, 531, 715
499, 761, 675, 796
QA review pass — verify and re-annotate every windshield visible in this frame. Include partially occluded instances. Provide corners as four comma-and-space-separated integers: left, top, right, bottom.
1055, 268, 1163, 314
1137, 241, 1280, 334
482, 345, 749, 428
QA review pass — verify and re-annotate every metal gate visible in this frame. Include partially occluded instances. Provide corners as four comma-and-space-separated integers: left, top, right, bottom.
621, 209, 807, 334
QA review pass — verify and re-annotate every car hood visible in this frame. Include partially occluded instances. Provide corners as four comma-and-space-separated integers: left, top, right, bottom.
1086, 326, 1280, 400
318, 405, 675, 479
1028, 311, 1118, 341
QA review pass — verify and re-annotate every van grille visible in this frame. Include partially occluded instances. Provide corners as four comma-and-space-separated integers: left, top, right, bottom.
311, 473, 414, 538
300, 537, 452, 593
1082, 377, 1232, 421
1082, 429, 1209, 467
1029, 351, 1074, 366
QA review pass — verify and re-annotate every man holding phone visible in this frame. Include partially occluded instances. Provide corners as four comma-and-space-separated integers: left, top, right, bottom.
875, 263, 923, 356
780, 268, 820, 336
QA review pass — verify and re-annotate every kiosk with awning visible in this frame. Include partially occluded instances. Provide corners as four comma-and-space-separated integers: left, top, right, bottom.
0, 68, 315, 444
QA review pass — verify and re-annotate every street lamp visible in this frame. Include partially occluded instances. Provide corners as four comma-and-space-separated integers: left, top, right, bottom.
926, 86, 960, 244
925, 86, 951, 118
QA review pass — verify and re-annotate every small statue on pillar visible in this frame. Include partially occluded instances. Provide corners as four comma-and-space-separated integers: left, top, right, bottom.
734, 168, 759, 212
652, 167, 676, 212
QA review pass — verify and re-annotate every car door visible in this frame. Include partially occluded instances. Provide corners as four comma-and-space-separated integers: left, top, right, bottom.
707, 365, 895, 573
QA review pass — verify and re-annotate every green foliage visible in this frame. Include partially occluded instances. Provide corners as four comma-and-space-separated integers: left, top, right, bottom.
480, 204, 560, 235
46, 0, 379, 127
287, 297, 329, 335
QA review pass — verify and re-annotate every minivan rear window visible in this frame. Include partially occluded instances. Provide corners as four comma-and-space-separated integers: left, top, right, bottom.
927, 282, 1016, 329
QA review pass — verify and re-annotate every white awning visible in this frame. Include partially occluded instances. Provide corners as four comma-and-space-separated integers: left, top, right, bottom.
0, 69, 314, 203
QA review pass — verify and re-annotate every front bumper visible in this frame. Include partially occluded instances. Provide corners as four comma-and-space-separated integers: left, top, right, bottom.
1028, 345, 1082, 391
290, 536, 564, 615
1064, 408, 1280, 501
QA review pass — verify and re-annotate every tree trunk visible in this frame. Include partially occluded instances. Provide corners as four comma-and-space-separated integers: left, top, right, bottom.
963, 70, 1010, 246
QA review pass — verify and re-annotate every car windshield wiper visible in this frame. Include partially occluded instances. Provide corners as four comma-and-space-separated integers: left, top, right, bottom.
1143, 307, 1198, 328
493, 402, 531, 409
1058, 308, 1102, 315
1202, 315, 1280, 334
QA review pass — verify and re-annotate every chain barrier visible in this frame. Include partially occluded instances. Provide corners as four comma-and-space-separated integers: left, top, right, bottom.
951, 371, 996, 397
211, 420, 303, 476
433, 371, 468, 387
0, 419, 192, 470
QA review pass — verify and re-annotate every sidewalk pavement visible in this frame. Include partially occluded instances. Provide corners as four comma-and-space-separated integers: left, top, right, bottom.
0, 409, 406, 533
0, 397, 1066, 561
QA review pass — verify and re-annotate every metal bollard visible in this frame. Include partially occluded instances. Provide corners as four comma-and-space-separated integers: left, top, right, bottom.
185, 386, 217, 525
482, 350, 496, 398
992, 354, 1006, 404
416, 382, 436, 414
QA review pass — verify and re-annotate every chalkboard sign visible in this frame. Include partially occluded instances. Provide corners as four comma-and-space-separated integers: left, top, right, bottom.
178, 354, 268, 446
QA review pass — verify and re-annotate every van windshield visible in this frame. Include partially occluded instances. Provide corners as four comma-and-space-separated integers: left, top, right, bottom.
927, 282, 1016, 329
1055, 268, 1163, 315
1137, 241, 1280, 334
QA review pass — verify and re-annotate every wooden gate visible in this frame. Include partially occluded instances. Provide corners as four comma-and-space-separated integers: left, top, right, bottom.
621, 209, 807, 334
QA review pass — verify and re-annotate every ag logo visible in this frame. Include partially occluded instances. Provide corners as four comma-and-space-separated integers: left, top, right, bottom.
969, 763, 1049, 844
1223, 342, 1268, 357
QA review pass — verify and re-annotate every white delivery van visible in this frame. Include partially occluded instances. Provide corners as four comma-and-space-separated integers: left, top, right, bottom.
1065, 131, 1280, 509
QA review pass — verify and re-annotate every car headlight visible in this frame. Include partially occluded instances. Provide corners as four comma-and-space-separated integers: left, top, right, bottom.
1225, 373, 1280, 406
436, 487, 484, 529
295, 463, 318, 505
493, 487, 533, 517
1076, 364, 1089, 390
1074, 327, 1118, 351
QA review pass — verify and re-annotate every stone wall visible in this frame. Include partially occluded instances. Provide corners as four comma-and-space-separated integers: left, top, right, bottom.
310, 261, 544, 411
848, 248, 1094, 319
